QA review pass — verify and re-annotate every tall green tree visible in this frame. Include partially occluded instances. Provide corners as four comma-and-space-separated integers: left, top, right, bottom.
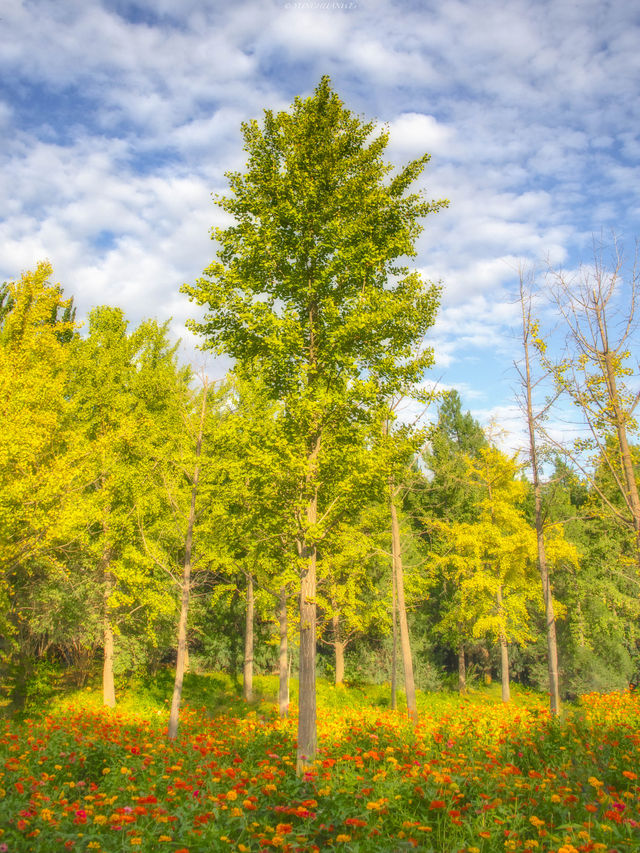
415, 392, 486, 690
183, 77, 446, 769
67, 307, 184, 706
0, 263, 78, 694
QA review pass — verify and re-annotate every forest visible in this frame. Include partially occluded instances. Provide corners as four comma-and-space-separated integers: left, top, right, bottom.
1, 78, 639, 852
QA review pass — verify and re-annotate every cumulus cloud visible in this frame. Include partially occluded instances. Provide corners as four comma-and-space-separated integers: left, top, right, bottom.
1, 0, 639, 417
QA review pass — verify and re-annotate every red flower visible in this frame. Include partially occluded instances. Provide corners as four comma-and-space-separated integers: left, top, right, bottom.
429, 800, 445, 810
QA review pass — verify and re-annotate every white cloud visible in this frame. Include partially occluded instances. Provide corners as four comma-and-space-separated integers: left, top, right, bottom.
388, 113, 453, 157
0, 0, 638, 426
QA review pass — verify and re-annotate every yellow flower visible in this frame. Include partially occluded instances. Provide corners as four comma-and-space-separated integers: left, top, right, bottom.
226, 790, 238, 801
335, 835, 351, 843
120, 766, 130, 775
158, 836, 172, 842
88, 844, 101, 851
231, 807, 242, 817
130, 840, 142, 847
93, 815, 108, 825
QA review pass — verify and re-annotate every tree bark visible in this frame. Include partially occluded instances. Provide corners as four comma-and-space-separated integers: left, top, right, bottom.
168, 380, 208, 741
390, 483, 417, 722
332, 606, 345, 686
243, 571, 254, 703
297, 530, 317, 771
519, 284, 561, 715
278, 586, 288, 718
102, 584, 116, 709
496, 585, 510, 703
391, 564, 397, 711
458, 638, 466, 694
296, 432, 320, 773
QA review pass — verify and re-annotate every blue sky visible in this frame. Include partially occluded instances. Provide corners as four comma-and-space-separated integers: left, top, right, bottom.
2, 0, 639, 450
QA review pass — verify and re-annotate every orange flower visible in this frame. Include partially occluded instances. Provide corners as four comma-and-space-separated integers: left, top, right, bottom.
429, 800, 445, 810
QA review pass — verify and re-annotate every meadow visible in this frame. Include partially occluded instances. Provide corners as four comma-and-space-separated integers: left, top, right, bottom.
1, 674, 639, 853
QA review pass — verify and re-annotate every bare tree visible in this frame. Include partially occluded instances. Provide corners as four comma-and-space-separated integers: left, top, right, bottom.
542, 240, 640, 564
515, 271, 561, 715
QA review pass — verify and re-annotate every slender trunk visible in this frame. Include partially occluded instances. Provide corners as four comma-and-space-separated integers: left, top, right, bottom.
390, 483, 417, 722
520, 291, 561, 714
536, 515, 560, 713
243, 572, 254, 703
278, 587, 288, 718
100, 507, 116, 709
297, 519, 317, 772
296, 432, 320, 773
168, 381, 208, 741
168, 557, 190, 740
102, 580, 116, 709
391, 564, 397, 711
332, 607, 345, 686
458, 638, 466, 694
480, 643, 491, 684
496, 584, 510, 703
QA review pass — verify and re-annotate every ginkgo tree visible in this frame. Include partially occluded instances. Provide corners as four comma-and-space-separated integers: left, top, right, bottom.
0, 263, 77, 694
183, 77, 445, 769
429, 446, 576, 702
66, 307, 186, 707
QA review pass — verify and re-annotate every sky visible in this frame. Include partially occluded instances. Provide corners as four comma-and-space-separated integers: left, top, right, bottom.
2, 0, 640, 453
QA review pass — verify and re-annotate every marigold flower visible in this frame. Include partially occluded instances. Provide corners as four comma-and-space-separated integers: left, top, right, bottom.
335, 835, 351, 843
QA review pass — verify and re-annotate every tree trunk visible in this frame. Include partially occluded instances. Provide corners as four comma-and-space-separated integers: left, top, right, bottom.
391, 564, 397, 711
243, 572, 254, 702
278, 586, 288, 718
168, 380, 208, 741
297, 534, 317, 772
102, 568, 116, 709
520, 286, 561, 714
458, 639, 466, 694
332, 606, 345, 686
102, 607, 116, 708
296, 430, 320, 773
496, 585, 510, 703
390, 483, 417, 722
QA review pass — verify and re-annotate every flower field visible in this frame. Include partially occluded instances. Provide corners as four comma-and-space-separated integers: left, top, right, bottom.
1, 678, 639, 852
